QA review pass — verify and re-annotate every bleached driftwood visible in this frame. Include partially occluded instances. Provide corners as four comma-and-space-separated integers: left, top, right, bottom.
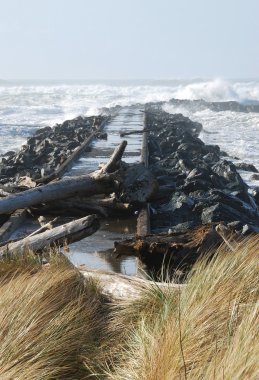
26, 217, 59, 238
0, 214, 99, 257
79, 266, 183, 300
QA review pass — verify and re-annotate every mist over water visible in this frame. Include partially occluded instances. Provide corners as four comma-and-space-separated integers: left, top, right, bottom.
0, 78, 259, 183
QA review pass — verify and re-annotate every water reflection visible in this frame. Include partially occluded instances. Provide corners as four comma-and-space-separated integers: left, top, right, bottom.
67, 107, 144, 275
68, 217, 138, 276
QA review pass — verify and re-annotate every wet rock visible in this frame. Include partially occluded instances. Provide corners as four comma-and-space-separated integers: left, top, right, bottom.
235, 162, 258, 173
251, 173, 259, 181
227, 221, 243, 231
242, 224, 259, 235
212, 160, 247, 191
0, 115, 106, 184
96, 132, 108, 140
146, 105, 259, 234
201, 203, 245, 224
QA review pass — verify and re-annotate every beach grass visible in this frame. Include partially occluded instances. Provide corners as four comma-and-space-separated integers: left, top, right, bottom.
0, 237, 258, 379
103, 236, 259, 380
0, 252, 107, 380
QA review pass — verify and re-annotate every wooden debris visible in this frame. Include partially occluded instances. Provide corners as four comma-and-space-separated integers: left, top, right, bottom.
79, 266, 183, 300
26, 217, 59, 238
0, 175, 116, 215
114, 224, 223, 272
99, 140, 127, 174
0, 214, 99, 257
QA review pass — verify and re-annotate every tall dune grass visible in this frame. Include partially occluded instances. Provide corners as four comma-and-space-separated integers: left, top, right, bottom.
0, 252, 106, 380
0, 237, 258, 379
104, 237, 259, 379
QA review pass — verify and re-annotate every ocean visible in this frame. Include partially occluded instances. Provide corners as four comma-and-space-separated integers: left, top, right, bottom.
0, 78, 259, 186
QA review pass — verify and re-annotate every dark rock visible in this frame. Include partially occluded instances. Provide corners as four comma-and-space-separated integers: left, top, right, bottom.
168, 98, 259, 114
212, 160, 247, 191
235, 162, 258, 173
227, 221, 243, 231
251, 173, 259, 181
201, 203, 246, 224
0, 115, 105, 184
242, 224, 259, 235
96, 132, 108, 140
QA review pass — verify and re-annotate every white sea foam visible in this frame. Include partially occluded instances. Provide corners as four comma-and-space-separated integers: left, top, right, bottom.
0, 79, 259, 185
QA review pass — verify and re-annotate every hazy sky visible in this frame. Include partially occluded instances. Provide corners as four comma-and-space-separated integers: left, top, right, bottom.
0, 0, 258, 80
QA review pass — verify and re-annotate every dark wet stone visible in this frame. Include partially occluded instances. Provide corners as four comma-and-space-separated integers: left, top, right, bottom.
0, 115, 104, 184
242, 224, 259, 235
169, 98, 259, 114
212, 160, 247, 191
203, 152, 220, 164
170, 192, 195, 211
219, 150, 229, 157
201, 203, 242, 224
96, 132, 108, 140
2, 150, 16, 158
227, 221, 243, 231
235, 162, 258, 173
251, 173, 259, 181
181, 179, 212, 193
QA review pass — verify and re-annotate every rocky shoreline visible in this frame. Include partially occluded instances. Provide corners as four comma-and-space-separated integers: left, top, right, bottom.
0, 115, 107, 185
145, 104, 259, 235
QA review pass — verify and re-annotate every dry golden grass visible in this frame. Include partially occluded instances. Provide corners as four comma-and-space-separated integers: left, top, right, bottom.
0, 237, 258, 379
0, 252, 106, 380
104, 236, 259, 380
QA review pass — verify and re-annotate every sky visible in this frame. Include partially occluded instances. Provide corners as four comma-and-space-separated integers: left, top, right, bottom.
0, 0, 258, 80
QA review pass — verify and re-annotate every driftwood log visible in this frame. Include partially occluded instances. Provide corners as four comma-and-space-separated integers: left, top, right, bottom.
30, 196, 132, 217
99, 140, 127, 174
79, 266, 183, 300
0, 214, 99, 257
0, 175, 116, 216
27, 217, 59, 238
0, 140, 129, 216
